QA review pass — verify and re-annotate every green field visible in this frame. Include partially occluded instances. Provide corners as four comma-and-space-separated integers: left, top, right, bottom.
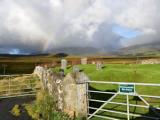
1, 55, 160, 119
0, 55, 159, 74
0, 55, 58, 74
62, 64, 160, 119
64, 64, 160, 83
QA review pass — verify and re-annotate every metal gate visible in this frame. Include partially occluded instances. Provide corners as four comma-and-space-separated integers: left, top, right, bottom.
0, 74, 40, 99
86, 81, 160, 120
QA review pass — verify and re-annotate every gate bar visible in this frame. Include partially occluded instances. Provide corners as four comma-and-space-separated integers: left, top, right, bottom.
88, 92, 118, 119
86, 81, 160, 87
88, 90, 160, 99
88, 107, 160, 120
88, 114, 119, 120
89, 98, 160, 110
137, 95, 150, 106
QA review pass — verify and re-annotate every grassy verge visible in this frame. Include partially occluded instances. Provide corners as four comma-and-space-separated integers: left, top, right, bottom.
24, 90, 82, 120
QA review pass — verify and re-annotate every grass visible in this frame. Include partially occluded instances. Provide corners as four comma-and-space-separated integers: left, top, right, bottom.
0, 55, 59, 74
0, 62, 36, 74
63, 64, 160, 96
0, 75, 40, 120
56, 64, 160, 119
64, 64, 160, 83
24, 89, 82, 120
11, 104, 21, 117
1, 56, 160, 119
0, 74, 40, 97
0, 55, 159, 74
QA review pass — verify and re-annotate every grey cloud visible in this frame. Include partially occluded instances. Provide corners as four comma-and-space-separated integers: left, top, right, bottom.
0, 0, 160, 54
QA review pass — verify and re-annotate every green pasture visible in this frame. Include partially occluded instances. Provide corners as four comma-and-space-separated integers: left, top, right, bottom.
64, 64, 160, 83
60, 64, 160, 119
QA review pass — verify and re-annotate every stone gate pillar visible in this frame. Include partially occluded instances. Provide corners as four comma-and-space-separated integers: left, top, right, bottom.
63, 72, 89, 118
75, 72, 89, 117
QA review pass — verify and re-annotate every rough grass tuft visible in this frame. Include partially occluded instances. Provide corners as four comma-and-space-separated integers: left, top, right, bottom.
11, 104, 21, 117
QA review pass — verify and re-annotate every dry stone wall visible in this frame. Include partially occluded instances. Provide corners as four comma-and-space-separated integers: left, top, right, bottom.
34, 66, 88, 118
34, 66, 63, 110
140, 59, 160, 64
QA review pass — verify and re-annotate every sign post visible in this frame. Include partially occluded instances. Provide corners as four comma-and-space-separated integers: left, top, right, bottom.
119, 83, 135, 120
127, 94, 130, 120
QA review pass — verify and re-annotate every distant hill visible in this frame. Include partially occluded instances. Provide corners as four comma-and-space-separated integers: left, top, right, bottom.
0, 47, 98, 57
0, 43, 160, 57
117, 42, 160, 56
0, 53, 49, 57
50, 47, 99, 55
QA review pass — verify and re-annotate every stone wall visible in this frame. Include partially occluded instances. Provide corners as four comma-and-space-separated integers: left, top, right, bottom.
34, 66, 88, 118
140, 59, 160, 64
34, 66, 63, 110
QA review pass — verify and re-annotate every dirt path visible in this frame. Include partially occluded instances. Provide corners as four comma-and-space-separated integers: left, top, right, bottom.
0, 96, 35, 120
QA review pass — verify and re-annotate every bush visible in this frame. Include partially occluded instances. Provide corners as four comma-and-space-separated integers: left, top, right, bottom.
48, 111, 71, 120
25, 90, 72, 120
24, 104, 39, 120
11, 104, 21, 117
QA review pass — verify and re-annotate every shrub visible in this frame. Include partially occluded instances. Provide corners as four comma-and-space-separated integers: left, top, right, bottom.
11, 104, 21, 117
49, 111, 71, 120
25, 90, 71, 120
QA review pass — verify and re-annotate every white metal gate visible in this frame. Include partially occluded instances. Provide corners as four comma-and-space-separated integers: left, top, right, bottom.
86, 81, 160, 120
0, 74, 40, 99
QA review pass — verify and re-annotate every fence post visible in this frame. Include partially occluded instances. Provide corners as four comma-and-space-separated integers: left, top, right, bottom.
75, 72, 89, 118
86, 82, 89, 119
62, 72, 89, 118
8, 75, 11, 95
127, 94, 130, 120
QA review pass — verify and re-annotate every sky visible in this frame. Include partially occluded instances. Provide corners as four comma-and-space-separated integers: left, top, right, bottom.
112, 25, 141, 39
0, 0, 160, 54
